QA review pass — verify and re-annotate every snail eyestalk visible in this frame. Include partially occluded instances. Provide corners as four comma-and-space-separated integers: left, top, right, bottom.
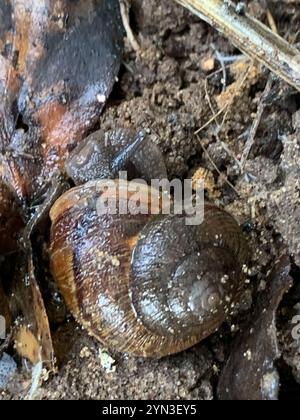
174, 0, 300, 91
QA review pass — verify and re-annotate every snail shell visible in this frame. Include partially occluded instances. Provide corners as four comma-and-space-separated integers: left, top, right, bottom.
50, 179, 249, 357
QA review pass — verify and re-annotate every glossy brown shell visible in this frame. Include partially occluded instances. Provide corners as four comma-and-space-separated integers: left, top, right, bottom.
50, 180, 249, 357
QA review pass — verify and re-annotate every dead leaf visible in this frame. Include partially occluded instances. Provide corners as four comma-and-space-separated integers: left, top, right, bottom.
218, 255, 293, 400
0, 0, 124, 372
14, 326, 41, 365
12, 250, 55, 370
0, 0, 124, 201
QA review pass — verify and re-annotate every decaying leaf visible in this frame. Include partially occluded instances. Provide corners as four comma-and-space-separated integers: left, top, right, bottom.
14, 326, 40, 365
0, 180, 23, 254
12, 250, 55, 370
218, 255, 293, 400
0, 0, 124, 373
0, 0, 124, 201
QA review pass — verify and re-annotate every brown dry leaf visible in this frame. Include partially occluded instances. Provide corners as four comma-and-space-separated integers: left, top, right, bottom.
216, 61, 261, 110
14, 327, 41, 365
0, 0, 124, 371
29, 256, 54, 368
0, 0, 124, 202
0, 181, 24, 254
12, 251, 55, 370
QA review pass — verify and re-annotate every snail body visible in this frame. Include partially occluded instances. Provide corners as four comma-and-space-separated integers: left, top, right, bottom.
50, 129, 249, 357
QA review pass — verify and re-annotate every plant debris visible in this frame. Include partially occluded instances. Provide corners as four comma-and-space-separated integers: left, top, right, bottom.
175, 0, 300, 91
218, 256, 293, 400
0, 0, 123, 201
0, 0, 124, 389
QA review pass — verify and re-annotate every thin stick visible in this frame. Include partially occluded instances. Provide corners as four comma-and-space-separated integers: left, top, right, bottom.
197, 134, 239, 196
239, 8, 279, 169
266, 9, 278, 35
195, 105, 227, 134
119, 0, 140, 53
174, 0, 300, 91
204, 78, 221, 129
240, 75, 274, 168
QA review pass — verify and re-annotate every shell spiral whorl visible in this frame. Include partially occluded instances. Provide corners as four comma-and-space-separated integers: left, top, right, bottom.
50, 179, 249, 358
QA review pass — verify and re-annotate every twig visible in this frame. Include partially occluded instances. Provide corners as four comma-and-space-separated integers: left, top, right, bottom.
119, 0, 140, 53
205, 57, 247, 81
196, 62, 252, 147
204, 78, 221, 129
174, 0, 300, 91
239, 8, 279, 169
240, 75, 275, 168
195, 105, 227, 134
203, 73, 241, 169
197, 134, 239, 196
212, 46, 228, 92
266, 9, 278, 35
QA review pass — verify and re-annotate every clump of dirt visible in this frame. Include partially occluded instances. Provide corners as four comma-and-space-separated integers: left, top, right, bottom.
2, 0, 300, 400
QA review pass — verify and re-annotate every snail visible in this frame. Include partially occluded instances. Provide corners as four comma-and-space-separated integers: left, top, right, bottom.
49, 129, 249, 357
